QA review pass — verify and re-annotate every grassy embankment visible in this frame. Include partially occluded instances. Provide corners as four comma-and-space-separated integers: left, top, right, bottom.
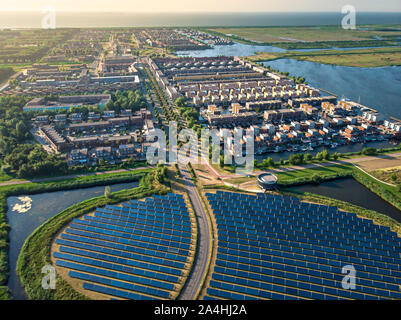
0, 168, 152, 300
16, 166, 169, 300
370, 167, 401, 185
247, 46, 401, 67
352, 166, 401, 212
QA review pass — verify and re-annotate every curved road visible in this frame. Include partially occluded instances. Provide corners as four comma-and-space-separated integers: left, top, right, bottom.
178, 162, 212, 300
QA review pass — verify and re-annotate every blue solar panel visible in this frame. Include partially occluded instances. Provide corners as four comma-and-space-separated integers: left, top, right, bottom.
53, 194, 193, 300
205, 191, 401, 300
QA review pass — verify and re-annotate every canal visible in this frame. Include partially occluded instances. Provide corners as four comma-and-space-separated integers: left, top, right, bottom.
263, 59, 401, 120
288, 178, 401, 223
6, 181, 140, 300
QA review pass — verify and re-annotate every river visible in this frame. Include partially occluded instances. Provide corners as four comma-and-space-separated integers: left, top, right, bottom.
6, 181, 139, 300
263, 59, 401, 120
288, 178, 401, 223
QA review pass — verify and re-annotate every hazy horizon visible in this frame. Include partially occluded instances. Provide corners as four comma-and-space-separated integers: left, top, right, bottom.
1, 0, 400, 13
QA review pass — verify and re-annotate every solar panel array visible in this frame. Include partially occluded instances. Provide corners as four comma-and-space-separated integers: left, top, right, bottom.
204, 191, 401, 300
53, 193, 194, 300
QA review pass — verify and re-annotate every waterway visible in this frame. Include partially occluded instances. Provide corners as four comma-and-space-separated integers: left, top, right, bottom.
263, 59, 401, 120
6, 181, 139, 300
177, 42, 401, 57
177, 41, 401, 121
289, 178, 401, 223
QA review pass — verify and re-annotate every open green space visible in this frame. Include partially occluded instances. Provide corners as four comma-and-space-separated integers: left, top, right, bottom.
0, 29, 78, 65
206, 26, 401, 49
247, 46, 401, 67
275, 164, 354, 186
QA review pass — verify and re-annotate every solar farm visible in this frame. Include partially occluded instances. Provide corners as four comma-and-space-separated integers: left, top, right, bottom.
203, 191, 401, 300
52, 193, 196, 300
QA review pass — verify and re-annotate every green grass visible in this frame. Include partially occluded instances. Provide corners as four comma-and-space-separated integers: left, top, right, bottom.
205, 26, 401, 49
247, 46, 401, 67
276, 164, 354, 186
352, 167, 401, 212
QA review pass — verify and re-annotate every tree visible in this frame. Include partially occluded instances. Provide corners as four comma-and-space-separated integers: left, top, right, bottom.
219, 154, 224, 168
362, 147, 377, 156
391, 173, 397, 182
311, 174, 322, 185
104, 186, 111, 199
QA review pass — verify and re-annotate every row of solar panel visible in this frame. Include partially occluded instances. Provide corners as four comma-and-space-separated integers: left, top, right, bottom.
69, 270, 170, 298
218, 220, 398, 243
137, 200, 187, 209
57, 259, 174, 291
212, 205, 384, 232
217, 232, 399, 260
206, 287, 295, 300
93, 211, 192, 233
211, 271, 395, 300
216, 217, 399, 249
125, 203, 188, 213
217, 227, 399, 255
56, 238, 186, 269
211, 204, 392, 235
217, 251, 401, 287
121, 203, 188, 216
108, 204, 190, 221
218, 233, 401, 266
60, 233, 188, 262
64, 228, 190, 257
72, 218, 192, 244
83, 282, 158, 300
85, 215, 192, 238
209, 200, 342, 217
67, 223, 191, 250
54, 252, 179, 283
215, 258, 400, 297
213, 206, 393, 237
219, 239, 401, 273
58, 246, 183, 276
95, 208, 192, 228
209, 195, 389, 235
102, 206, 191, 224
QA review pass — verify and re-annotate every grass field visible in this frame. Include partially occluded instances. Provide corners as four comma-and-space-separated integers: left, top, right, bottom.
207, 26, 401, 44
370, 167, 401, 185
248, 46, 401, 67
275, 164, 354, 184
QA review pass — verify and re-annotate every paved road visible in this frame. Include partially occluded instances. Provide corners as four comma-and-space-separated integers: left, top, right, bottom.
178, 162, 212, 300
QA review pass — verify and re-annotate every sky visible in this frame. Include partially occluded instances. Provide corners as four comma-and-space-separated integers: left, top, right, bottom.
1, 0, 400, 13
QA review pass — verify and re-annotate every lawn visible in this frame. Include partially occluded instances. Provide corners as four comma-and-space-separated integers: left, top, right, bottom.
275, 164, 354, 184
